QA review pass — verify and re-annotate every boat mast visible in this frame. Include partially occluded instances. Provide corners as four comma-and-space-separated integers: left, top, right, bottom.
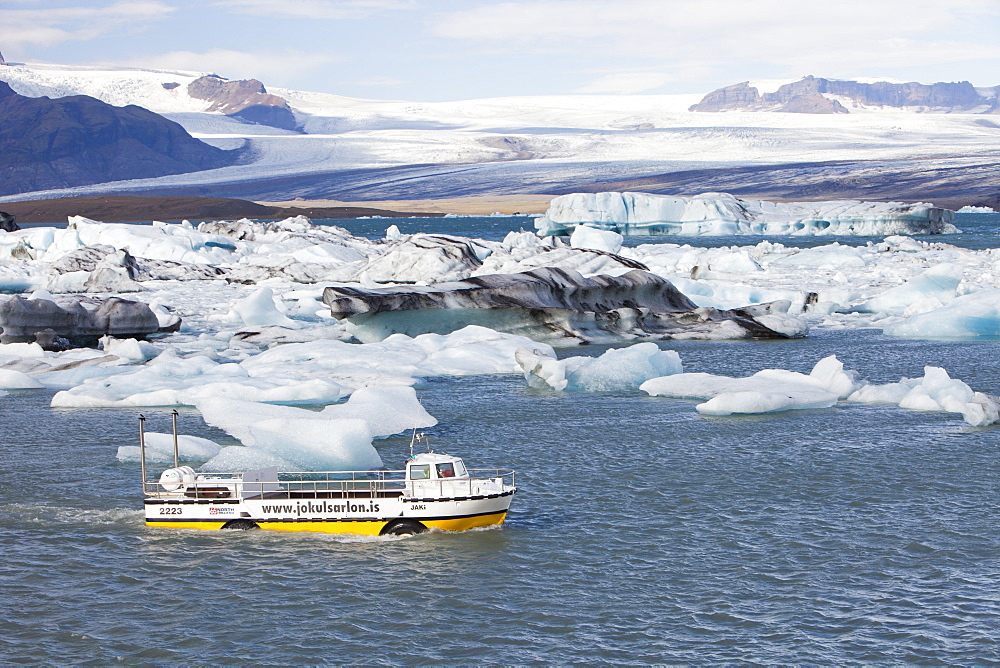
171, 409, 180, 468
138, 414, 147, 494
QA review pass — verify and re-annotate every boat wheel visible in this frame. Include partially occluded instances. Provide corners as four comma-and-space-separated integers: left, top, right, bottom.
380, 520, 427, 537
222, 519, 259, 530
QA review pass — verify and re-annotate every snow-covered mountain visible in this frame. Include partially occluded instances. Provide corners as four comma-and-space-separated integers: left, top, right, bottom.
0, 62, 997, 209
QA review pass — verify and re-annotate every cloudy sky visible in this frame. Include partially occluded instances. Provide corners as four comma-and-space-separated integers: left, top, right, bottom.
2, 0, 999, 100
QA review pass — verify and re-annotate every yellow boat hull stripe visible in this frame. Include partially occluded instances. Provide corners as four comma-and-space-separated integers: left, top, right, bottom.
145, 511, 508, 535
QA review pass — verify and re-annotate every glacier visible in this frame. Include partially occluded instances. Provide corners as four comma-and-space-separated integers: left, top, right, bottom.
535, 192, 958, 237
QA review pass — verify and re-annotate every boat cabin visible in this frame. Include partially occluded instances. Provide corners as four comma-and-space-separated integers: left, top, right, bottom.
406, 452, 470, 481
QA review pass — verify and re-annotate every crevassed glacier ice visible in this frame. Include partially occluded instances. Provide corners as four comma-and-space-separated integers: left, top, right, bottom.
536, 192, 957, 237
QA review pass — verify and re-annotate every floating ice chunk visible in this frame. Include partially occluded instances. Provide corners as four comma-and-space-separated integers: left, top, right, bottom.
517, 342, 683, 392
958, 205, 996, 213
848, 366, 1000, 426
385, 224, 402, 240
195, 387, 435, 448
855, 263, 963, 315
228, 287, 300, 329
882, 289, 1000, 339
199, 447, 297, 473
641, 354, 860, 414
50, 352, 348, 407
319, 386, 437, 436
696, 389, 837, 416
570, 226, 623, 253
0, 368, 44, 389
100, 337, 160, 362
0, 342, 46, 358
201, 417, 381, 472
116, 431, 223, 464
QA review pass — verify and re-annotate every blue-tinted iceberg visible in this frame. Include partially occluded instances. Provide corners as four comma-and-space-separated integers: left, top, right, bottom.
536, 192, 957, 237
515, 342, 682, 392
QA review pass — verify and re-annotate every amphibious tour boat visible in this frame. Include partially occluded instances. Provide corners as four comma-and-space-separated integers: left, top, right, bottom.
139, 413, 517, 536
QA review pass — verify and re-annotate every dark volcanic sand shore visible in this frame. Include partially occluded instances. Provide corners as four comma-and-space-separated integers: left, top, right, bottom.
0, 196, 445, 225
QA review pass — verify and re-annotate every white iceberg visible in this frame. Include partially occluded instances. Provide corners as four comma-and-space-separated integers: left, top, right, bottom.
516, 342, 683, 392
855, 263, 964, 316
202, 417, 381, 472
228, 287, 300, 329
848, 366, 1000, 427
640, 355, 864, 416
116, 431, 223, 464
536, 192, 957, 237
194, 386, 436, 444
882, 289, 1000, 339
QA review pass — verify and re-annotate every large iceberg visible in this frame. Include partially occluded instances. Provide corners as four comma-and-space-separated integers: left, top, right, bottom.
535, 192, 957, 237
323, 267, 806, 345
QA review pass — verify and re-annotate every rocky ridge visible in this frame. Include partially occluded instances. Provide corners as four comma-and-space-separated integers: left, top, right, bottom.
187, 75, 298, 131
0, 82, 240, 197
690, 76, 1000, 114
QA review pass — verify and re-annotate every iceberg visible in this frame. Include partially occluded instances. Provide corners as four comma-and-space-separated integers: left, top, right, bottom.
882, 289, 1000, 339
116, 431, 223, 464
0, 295, 161, 345
515, 342, 683, 392
640, 355, 863, 416
323, 267, 805, 345
854, 263, 964, 316
203, 417, 381, 472
535, 192, 957, 237
195, 386, 436, 443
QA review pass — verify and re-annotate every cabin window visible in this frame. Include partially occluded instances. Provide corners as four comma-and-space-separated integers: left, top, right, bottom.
410, 465, 430, 480
436, 463, 456, 478
453, 460, 467, 477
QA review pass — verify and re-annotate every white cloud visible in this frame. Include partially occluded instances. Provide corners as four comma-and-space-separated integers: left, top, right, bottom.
430, 0, 1000, 82
574, 71, 670, 94
0, 1, 173, 53
214, 0, 413, 19
142, 48, 338, 81
354, 75, 404, 87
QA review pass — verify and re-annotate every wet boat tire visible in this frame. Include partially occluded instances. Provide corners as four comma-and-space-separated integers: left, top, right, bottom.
222, 519, 259, 530
381, 520, 427, 537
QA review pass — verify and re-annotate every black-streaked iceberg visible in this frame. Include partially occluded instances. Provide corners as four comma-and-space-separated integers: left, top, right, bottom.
322, 267, 807, 345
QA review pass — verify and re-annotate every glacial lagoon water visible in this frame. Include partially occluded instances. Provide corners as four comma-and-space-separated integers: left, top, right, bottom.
3, 328, 1000, 664
3, 214, 1000, 663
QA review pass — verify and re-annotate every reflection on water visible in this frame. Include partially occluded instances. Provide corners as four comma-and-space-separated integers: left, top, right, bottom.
2, 332, 1000, 663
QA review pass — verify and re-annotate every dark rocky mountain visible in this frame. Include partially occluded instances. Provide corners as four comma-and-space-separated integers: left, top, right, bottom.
0, 81, 240, 197
690, 75, 1000, 113
187, 75, 298, 131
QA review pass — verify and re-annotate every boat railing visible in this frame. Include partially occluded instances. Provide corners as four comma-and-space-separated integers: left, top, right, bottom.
143, 468, 515, 500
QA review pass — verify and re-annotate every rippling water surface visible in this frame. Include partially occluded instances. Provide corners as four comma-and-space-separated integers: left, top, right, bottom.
3, 328, 999, 663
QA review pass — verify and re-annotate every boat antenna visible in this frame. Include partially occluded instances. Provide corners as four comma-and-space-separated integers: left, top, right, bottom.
409, 430, 429, 458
